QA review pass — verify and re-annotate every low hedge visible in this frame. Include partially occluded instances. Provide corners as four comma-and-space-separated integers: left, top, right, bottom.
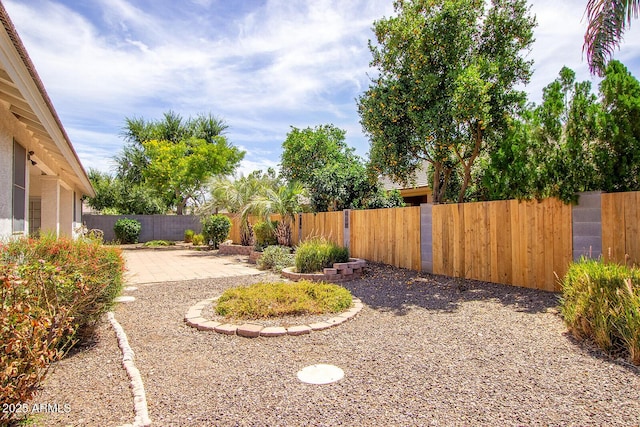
0, 235, 124, 421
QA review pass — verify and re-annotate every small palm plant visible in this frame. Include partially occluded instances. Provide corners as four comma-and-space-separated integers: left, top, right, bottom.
245, 182, 306, 247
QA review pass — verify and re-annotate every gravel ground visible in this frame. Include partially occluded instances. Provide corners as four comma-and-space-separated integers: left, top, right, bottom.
31, 263, 640, 427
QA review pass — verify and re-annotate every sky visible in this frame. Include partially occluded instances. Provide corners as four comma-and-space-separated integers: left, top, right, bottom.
4, 0, 640, 177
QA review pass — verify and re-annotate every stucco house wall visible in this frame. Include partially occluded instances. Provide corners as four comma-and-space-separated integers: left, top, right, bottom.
0, 3, 94, 239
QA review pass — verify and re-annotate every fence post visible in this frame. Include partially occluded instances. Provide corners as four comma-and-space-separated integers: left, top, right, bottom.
572, 191, 602, 261
298, 213, 303, 245
343, 209, 350, 251
420, 203, 433, 273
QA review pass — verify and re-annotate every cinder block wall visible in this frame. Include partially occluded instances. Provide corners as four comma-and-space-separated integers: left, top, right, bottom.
572, 192, 602, 261
83, 214, 201, 242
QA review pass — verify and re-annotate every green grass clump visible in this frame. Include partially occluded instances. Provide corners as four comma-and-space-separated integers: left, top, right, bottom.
295, 237, 349, 274
192, 234, 205, 246
143, 240, 175, 247
257, 245, 294, 272
215, 280, 352, 319
184, 229, 195, 243
560, 258, 640, 365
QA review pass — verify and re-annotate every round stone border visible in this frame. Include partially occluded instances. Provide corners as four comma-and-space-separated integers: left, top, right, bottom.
184, 296, 363, 338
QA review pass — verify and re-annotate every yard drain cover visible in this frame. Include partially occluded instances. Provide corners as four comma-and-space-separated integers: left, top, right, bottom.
297, 364, 344, 384
114, 296, 136, 303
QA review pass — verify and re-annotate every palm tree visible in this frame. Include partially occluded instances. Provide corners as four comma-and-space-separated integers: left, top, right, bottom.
206, 175, 264, 246
584, 0, 639, 75
245, 182, 306, 246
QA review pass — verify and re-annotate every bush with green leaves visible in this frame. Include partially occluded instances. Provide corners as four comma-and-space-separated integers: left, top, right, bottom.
201, 214, 232, 248
113, 218, 141, 244
560, 259, 640, 365
257, 245, 294, 272
253, 220, 278, 250
0, 235, 124, 417
184, 229, 195, 243
295, 237, 349, 274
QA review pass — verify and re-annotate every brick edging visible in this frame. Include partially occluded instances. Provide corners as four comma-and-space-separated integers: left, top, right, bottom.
184, 297, 364, 338
281, 258, 367, 283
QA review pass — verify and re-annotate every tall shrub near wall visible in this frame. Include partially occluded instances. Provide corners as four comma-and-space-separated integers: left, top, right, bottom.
560, 259, 640, 365
0, 236, 124, 420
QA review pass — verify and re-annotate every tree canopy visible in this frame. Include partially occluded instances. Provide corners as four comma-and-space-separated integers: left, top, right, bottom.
101, 111, 244, 214
359, 0, 536, 203
279, 124, 404, 211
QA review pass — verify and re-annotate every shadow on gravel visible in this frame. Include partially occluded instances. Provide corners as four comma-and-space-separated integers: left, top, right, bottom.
343, 262, 559, 316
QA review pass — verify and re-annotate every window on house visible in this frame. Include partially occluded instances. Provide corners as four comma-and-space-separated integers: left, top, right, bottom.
12, 141, 26, 233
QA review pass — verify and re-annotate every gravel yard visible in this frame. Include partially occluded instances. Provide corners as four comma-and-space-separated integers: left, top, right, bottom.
32, 263, 640, 427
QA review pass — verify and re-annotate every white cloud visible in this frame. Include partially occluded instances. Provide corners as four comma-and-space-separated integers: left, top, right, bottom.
3, 0, 639, 178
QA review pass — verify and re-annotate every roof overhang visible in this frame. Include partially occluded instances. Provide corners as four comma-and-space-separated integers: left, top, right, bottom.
0, 3, 95, 198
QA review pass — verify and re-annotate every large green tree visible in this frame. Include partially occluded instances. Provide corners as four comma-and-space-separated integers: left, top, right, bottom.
114, 111, 243, 214
280, 124, 404, 211
596, 60, 640, 191
85, 169, 164, 215
584, 0, 640, 76
142, 137, 243, 215
359, 0, 536, 203
280, 125, 353, 185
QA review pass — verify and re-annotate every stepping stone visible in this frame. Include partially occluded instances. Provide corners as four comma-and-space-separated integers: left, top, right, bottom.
123, 286, 138, 292
297, 364, 344, 384
114, 296, 136, 303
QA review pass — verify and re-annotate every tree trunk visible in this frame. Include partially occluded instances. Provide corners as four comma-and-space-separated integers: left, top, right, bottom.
240, 221, 254, 246
275, 221, 291, 246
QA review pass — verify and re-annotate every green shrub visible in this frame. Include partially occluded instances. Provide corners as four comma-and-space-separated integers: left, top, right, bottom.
257, 245, 294, 272
253, 220, 278, 250
295, 237, 349, 274
192, 233, 205, 246
0, 235, 124, 417
184, 229, 195, 243
215, 280, 352, 319
113, 218, 141, 244
201, 214, 232, 248
560, 259, 640, 365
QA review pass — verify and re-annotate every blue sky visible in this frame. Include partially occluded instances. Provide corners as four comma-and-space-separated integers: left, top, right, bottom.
4, 0, 640, 177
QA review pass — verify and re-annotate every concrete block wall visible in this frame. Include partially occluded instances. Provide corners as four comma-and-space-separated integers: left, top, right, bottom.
83, 214, 201, 242
572, 192, 602, 261
420, 203, 433, 273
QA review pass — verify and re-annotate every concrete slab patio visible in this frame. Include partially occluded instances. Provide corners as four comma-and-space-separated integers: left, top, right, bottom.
121, 247, 262, 285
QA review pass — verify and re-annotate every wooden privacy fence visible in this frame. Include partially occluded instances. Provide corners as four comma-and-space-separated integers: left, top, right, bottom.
432, 198, 572, 292
221, 191, 640, 293
602, 192, 640, 265
350, 207, 421, 271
